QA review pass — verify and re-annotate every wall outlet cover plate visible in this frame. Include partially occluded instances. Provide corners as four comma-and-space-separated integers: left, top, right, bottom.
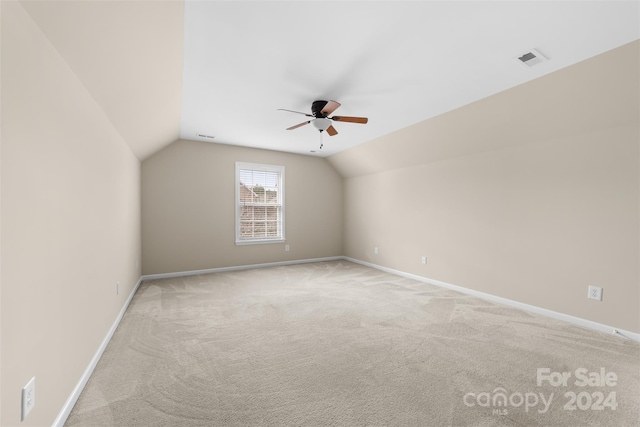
588, 285, 603, 301
22, 377, 35, 421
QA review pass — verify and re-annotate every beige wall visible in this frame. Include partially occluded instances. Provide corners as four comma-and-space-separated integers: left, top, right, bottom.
329, 41, 640, 333
1, 2, 141, 426
141, 140, 343, 275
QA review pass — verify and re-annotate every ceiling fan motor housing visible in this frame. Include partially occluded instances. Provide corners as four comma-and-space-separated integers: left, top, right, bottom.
311, 100, 329, 117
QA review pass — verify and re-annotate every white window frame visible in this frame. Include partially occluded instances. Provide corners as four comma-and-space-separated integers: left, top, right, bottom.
235, 162, 285, 245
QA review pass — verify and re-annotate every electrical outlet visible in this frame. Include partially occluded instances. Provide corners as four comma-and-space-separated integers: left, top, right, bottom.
588, 285, 603, 301
285, 244, 290, 252
374, 246, 379, 255
22, 377, 35, 421
421, 256, 427, 265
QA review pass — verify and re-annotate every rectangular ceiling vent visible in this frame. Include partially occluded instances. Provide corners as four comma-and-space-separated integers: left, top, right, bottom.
517, 48, 547, 68
197, 133, 215, 140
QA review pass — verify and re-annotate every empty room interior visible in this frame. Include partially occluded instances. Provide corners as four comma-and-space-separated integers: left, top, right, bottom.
1, 1, 639, 426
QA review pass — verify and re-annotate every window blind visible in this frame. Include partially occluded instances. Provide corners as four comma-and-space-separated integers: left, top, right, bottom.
236, 163, 284, 244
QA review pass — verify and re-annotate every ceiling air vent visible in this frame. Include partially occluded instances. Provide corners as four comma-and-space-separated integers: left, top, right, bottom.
517, 48, 547, 68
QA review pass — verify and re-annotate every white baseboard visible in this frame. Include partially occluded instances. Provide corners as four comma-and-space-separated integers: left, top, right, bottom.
140, 256, 344, 281
344, 257, 640, 343
52, 277, 144, 427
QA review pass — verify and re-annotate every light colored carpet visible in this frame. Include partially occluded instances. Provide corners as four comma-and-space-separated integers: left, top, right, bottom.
65, 260, 639, 426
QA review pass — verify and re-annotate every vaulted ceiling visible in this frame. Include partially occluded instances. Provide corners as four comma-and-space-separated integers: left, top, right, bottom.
19, 1, 640, 160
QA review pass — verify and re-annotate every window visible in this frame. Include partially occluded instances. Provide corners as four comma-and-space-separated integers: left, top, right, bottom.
235, 162, 285, 244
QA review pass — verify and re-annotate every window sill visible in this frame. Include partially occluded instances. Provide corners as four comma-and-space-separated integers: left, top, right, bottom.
235, 238, 286, 246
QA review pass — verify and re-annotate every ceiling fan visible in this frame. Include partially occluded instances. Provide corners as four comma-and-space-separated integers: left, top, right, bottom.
278, 100, 368, 136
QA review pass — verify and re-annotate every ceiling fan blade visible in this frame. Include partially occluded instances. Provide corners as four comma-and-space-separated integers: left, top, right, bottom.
278, 108, 313, 117
326, 125, 338, 136
321, 100, 341, 116
286, 121, 311, 130
331, 116, 368, 124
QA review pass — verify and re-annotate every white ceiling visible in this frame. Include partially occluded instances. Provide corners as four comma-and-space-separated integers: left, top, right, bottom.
180, 1, 639, 157
19, 1, 640, 160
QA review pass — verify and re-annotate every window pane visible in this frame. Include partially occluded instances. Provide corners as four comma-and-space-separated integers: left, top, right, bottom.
240, 206, 249, 220
266, 206, 278, 220
254, 221, 266, 236
253, 206, 266, 220
266, 220, 278, 236
240, 221, 253, 237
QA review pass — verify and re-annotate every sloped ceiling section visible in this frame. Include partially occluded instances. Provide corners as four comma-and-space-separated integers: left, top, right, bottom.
326, 40, 640, 179
20, 0, 184, 160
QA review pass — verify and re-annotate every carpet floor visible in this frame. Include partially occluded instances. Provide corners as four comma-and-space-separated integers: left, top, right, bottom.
65, 260, 639, 426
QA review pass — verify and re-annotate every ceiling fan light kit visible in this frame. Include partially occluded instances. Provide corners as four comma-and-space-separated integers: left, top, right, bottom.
312, 118, 331, 132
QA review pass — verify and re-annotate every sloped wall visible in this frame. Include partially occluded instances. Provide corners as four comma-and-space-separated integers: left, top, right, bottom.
1, 2, 141, 425
329, 41, 639, 333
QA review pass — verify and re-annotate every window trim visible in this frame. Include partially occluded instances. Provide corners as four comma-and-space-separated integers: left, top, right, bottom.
235, 162, 285, 245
